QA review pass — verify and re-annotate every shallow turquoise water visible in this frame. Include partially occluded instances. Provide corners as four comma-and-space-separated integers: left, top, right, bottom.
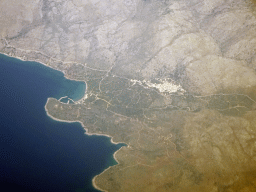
0, 54, 123, 192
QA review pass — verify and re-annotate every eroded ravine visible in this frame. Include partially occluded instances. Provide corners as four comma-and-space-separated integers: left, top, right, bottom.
1, 0, 256, 191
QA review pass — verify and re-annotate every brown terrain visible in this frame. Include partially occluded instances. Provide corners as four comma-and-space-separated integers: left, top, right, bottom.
1, 0, 256, 191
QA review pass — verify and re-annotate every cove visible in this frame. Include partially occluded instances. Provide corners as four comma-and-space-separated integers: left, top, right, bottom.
0, 54, 123, 192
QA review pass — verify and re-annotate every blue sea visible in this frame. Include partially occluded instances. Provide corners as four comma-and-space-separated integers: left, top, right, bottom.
0, 54, 123, 192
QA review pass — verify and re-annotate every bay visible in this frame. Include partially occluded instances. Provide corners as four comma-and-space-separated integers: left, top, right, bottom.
0, 54, 122, 192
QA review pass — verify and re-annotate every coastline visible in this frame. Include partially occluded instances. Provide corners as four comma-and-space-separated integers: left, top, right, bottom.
44, 98, 123, 145
92, 144, 124, 192
0, 52, 87, 89
0, 51, 90, 104
45, 98, 125, 192
1, 51, 125, 192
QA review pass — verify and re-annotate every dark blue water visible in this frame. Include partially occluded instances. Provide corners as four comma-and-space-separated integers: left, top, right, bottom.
0, 54, 123, 192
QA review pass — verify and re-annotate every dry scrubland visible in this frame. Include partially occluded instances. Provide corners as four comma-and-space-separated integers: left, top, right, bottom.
1, 0, 256, 191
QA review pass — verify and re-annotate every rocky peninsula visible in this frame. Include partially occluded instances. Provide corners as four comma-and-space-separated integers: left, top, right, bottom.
1, 0, 256, 191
